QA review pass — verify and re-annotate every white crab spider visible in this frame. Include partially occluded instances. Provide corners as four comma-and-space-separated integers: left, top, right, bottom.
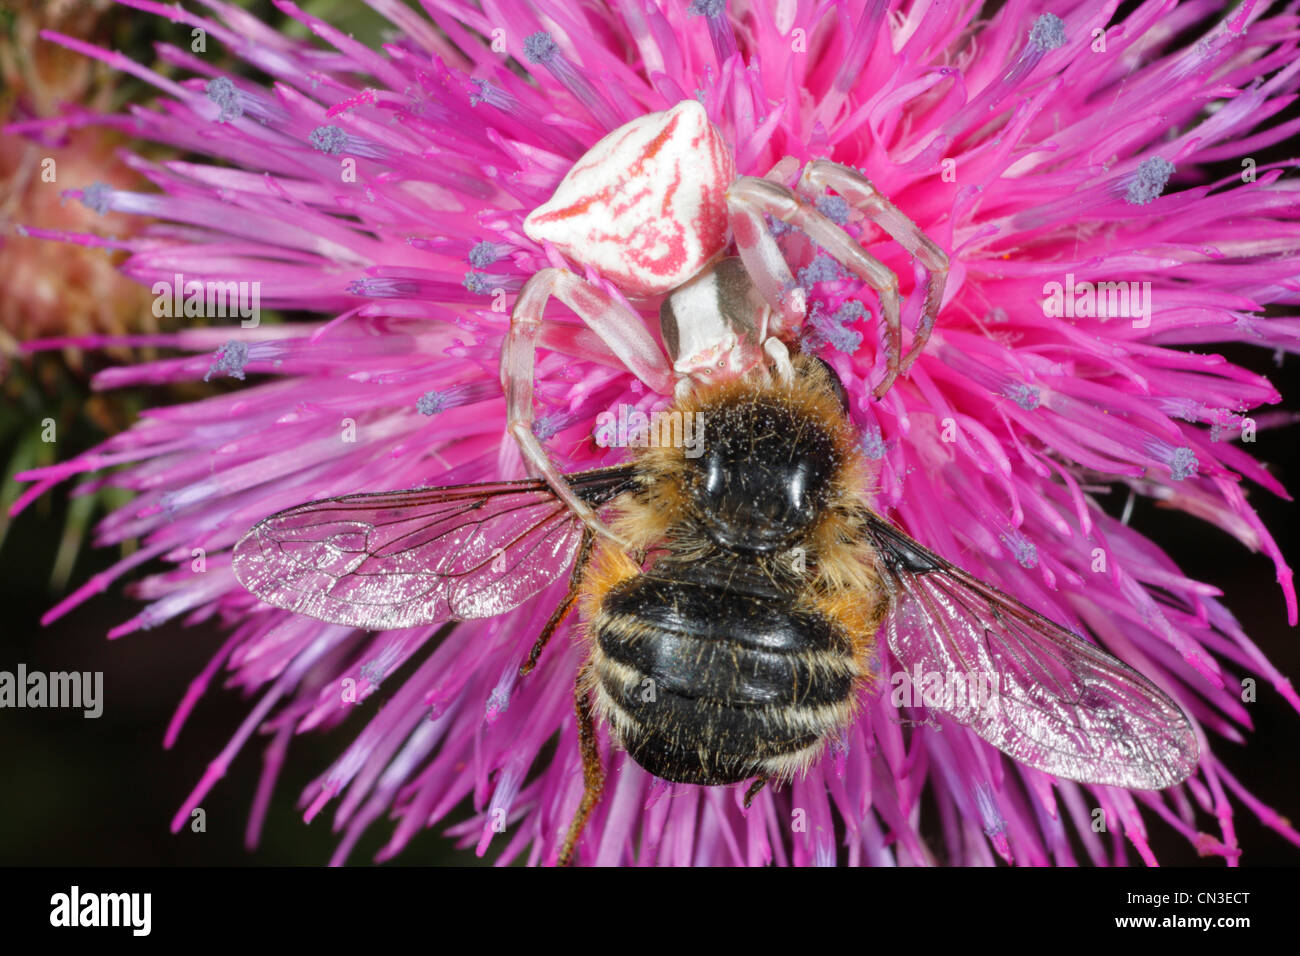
500, 99, 948, 539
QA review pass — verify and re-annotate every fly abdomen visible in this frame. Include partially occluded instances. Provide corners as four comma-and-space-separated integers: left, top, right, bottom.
590, 560, 858, 786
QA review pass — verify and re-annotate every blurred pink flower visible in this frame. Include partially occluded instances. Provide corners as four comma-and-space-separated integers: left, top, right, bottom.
0, 0, 153, 353
9, 0, 1300, 865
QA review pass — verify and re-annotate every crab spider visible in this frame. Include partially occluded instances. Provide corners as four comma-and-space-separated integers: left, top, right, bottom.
500, 99, 948, 541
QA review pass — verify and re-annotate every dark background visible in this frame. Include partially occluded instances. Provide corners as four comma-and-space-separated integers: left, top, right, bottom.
1, 0, 1297, 867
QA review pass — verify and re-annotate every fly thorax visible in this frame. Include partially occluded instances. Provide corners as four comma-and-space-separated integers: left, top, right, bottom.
683, 394, 840, 554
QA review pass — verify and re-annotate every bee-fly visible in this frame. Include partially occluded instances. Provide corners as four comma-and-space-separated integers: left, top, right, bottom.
582, 356, 880, 792
233, 355, 1197, 864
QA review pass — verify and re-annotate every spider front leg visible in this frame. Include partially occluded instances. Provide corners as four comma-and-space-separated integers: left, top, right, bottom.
798, 160, 949, 376
724, 192, 805, 342
727, 177, 905, 398
502, 268, 674, 546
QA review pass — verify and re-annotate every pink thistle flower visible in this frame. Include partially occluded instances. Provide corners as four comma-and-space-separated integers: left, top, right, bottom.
9, 0, 1300, 866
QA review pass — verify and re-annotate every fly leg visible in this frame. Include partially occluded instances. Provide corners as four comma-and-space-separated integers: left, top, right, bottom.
558, 661, 605, 866
520, 527, 594, 677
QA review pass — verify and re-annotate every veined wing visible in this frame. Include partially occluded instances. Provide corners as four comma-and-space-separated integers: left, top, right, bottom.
863, 513, 1198, 790
232, 466, 636, 631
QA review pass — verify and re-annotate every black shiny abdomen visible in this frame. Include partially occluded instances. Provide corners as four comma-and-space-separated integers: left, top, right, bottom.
593, 556, 854, 786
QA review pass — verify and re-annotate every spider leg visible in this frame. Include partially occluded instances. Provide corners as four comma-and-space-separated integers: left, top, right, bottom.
763, 154, 802, 186
724, 193, 805, 343
502, 268, 673, 546
798, 160, 949, 376
727, 176, 904, 397
765, 337, 795, 382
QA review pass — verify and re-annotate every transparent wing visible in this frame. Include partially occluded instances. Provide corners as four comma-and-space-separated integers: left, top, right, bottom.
232, 467, 635, 631
864, 514, 1198, 790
